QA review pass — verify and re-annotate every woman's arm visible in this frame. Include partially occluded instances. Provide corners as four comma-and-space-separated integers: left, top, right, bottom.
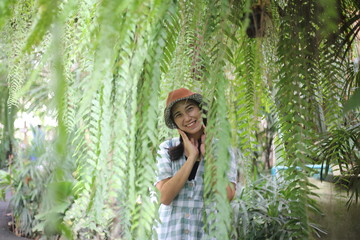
156, 129, 199, 205
157, 162, 236, 204
156, 154, 197, 205
226, 182, 236, 201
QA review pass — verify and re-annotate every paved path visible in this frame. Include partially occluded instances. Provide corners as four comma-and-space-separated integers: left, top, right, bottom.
0, 193, 30, 240
310, 178, 360, 240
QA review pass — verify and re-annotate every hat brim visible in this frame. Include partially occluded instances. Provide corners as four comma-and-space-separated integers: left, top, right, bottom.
164, 93, 203, 129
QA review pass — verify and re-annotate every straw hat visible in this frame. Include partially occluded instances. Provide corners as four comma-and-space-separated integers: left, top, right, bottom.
164, 88, 203, 129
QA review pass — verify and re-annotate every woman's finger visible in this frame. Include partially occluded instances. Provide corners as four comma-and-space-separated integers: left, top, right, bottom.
189, 137, 193, 145
177, 129, 201, 160
178, 129, 189, 142
191, 138, 198, 148
202, 124, 206, 134
201, 133, 206, 143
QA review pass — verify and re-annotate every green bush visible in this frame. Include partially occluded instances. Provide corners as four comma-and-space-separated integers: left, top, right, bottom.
232, 175, 324, 240
9, 145, 54, 237
7, 129, 75, 239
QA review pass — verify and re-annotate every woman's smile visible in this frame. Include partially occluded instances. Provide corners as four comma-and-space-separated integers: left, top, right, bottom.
185, 120, 197, 128
172, 100, 203, 138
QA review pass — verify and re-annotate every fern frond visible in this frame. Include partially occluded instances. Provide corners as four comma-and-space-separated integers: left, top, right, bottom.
199, 1, 235, 239
24, 0, 62, 52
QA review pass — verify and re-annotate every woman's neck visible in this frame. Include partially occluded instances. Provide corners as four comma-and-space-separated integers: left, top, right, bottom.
187, 129, 204, 141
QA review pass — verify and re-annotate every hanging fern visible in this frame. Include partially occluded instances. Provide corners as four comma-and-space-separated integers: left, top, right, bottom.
2, 0, 360, 239
273, 0, 331, 238
196, 0, 235, 239
4, 0, 35, 107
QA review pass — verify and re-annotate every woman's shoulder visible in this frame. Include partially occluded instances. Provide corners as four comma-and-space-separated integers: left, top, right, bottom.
159, 137, 180, 148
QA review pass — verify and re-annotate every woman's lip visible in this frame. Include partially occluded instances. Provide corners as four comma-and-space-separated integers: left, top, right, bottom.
185, 120, 197, 128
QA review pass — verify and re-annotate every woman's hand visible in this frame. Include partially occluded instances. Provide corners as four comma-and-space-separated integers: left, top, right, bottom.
200, 125, 206, 157
178, 129, 199, 160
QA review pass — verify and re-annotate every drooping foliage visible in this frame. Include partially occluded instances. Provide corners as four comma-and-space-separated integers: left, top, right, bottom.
0, 0, 359, 239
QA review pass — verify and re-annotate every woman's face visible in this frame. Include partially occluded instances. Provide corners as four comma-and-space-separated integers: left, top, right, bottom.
171, 100, 203, 135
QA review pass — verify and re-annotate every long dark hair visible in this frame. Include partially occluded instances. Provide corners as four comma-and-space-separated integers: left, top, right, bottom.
168, 102, 207, 161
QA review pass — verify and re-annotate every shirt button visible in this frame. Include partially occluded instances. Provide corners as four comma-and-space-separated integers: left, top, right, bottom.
184, 213, 190, 218
184, 229, 189, 234
188, 182, 194, 187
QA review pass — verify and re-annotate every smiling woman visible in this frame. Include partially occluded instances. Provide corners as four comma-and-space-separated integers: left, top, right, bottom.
172, 100, 203, 138
154, 88, 237, 240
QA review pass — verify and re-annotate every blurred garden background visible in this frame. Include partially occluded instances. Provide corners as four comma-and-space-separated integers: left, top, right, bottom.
0, 0, 360, 239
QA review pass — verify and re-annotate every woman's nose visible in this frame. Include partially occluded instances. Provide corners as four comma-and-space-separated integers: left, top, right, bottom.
183, 113, 191, 121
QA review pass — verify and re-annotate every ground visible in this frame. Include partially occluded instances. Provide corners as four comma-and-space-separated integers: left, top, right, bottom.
0, 192, 29, 240
310, 178, 360, 240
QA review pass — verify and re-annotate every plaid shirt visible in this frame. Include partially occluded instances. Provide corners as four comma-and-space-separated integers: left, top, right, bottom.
154, 137, 237, 240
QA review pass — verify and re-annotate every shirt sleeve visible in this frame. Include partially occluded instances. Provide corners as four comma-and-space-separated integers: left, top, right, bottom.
227, 147, 238, 184
155, 140, 173, 185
